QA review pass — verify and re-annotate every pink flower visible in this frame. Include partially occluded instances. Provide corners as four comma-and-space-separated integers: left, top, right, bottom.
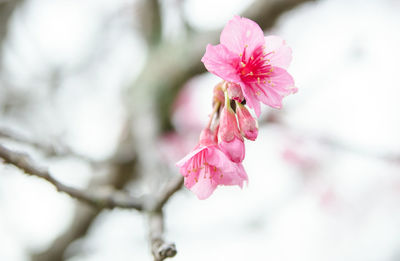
218, 101, 245, 163
236, 102, 258, 141
176, 128, 248, 199
201, 15, 296, 117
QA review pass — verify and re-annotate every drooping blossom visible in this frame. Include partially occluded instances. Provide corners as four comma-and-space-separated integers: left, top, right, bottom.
201, 15, 297, 116
236, 102, 258, 141
218, 92, 245, 163
176, 128, 248, 199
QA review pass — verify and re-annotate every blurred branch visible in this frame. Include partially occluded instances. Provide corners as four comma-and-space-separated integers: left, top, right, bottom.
148, 176, 183, 261
31, 119, 139, 261
0, 127, 96, 163
149, 212, 176, 261
136, 0, 162, 46
153, 175, 183, 212
32, 205, 99, 261
0, 0, 23, 57
0, 144, 144, 210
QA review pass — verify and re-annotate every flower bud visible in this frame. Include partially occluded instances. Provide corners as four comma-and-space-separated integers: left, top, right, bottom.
213, 82, 225, 105
227, 82, 244, 102
218, 95, 245, 163
236, 102, 258, 141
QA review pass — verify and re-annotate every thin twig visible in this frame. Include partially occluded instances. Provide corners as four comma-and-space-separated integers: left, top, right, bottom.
147, 176, 183, 261
149, 211, 177, 261
153, 176, 184, 212
0, 144, 144, 210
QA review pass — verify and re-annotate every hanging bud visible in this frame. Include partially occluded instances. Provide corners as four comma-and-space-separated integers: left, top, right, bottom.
236, 102, 258, 141
213, 82, 225, 105
226, 82, 244, 102
218, 91, 245, 163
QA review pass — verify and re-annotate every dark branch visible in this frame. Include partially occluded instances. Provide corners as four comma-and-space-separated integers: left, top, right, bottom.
0, 144, 144, 210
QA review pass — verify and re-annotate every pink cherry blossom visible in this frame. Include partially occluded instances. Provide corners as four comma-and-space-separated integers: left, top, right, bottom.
176, 128, 248, 199
236, 102, 258, 141
218, 102, 245, 163
201, 15, 297, 117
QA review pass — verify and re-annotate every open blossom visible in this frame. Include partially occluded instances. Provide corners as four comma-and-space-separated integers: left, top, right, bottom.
201, 15, 296, 116
176, 128, 248, 200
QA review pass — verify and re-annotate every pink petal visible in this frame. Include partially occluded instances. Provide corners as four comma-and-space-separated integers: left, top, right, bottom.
176, 146, 206, 167
253, 84, 283, 109
241, 83, 261, 117
269, 67, 296, 95
183, 170, 199, 189
264, 35, 292, 69
207, 148, 237, 173
201, 44, 241, 83
219, 137, 245, 163
190, 170, 218, 200
250, 67, 296, 109
215, 162, 248, 187
220, 16, 265, 61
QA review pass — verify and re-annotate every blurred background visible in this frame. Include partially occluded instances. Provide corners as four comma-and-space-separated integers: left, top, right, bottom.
1, 0, 400, 260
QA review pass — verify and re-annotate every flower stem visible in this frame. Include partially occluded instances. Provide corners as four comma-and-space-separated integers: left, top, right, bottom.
207, 101, 221, 129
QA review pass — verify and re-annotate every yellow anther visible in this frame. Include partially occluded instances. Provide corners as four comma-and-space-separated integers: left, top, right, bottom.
263, 80, 266, 84
250, 56, 254, 60
244, 44, 248, 48
241, 62, 246, 67
257, 77, 260, 84
249, 72, 254, 76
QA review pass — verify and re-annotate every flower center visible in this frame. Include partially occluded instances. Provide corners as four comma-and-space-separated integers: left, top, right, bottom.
238, 45, 274, 85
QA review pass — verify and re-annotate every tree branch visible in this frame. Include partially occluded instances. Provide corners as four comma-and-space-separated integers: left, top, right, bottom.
148, 176, 183, 261
0, 144, 144, 210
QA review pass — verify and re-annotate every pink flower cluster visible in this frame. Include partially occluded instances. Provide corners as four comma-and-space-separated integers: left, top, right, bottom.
177, 16, 296, 199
